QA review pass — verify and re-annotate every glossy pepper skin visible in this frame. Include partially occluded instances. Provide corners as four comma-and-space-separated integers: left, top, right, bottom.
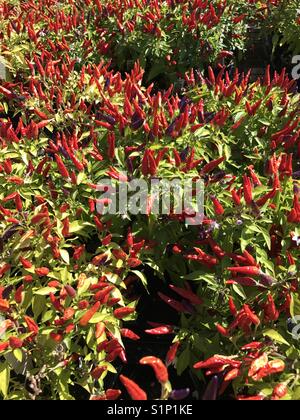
113, 307, 135, 319
169, 284, 203, 305
145, 325, 174, 335
166, 341, 180, 365
119, 375, 147, 400
211, 196, 225, 215
79, 302, 101, 327
139, 356, 169, 383
227, 266, 261, 276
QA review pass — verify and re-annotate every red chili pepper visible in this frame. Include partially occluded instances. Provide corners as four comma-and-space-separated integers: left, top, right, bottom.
272, 384, 288, 399
102, 234, 112, 246
119, 375, 147, 400
106, 167, 128, 182
158, 292, 188, 313
31, 212, 48, 224
62, 217, 70, 237
35, 267, 50, 277
0, 298, 10, 312
0, 86, 14, 99
0, 342, 9, 353
50, 332, 64, 343
227, 266, 261, 276
108, 298, 121, 307
106, 389, 122, 400
36, 120, 51, 130
140, 356, 169, 383
65, 285, 76, 298
94, 286, 115, 302
23, 275, 33, 284
216, 324, 229, 337
20, 256, 32, 269
169, 284, 203, 305
48, 281, 60, 289
121, 328, 140, 340
69, 153, 84, 172
243, 175, 253, 205
127, 229, 134, 247
62, 308, 75, 322
95, 120, 113, 130
112, 248, 128, 260
95, 322, 105, 339
243, 304, 260, 326
242, 250, 257, 267
226, 277, 257, 287
78, 300, 90, 310
113, 307, 135, 319
127, 258, 142, 268
246, 99, 262, 116
2, 192, 18, 202
49, 293, 64, 312
194, 356, 241, 370
208, 66, 215, 85
248, 165, 262, 186
265, 360, 285, 375
55, 154, 70, 179
237, 395, 265, 401
3, 159, 12, 174
73, 245, 85, 260
166, 341, 180, 365
241, 342, 263, 351
187, 248, 218, 267
79, 302, 101, 327
256, 188, 277, 207
35, 157, 48, 175
248, 353, 269, 378
207, 238, 226, 259
24, 316, 39, 336
9, 337, 23, 349
14, 285, 24, 304
211, 196, 224, 216
91, 366, 107, 380
142, 149, 157, 176
229, 296, 238, 316
173, 149, 182, 167
0, 205, 11, 217
145, 325, 174, 335
263, 294, 279, 322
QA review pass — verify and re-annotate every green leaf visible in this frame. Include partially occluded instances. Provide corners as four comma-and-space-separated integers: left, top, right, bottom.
176, 345, 190, 376
290, 293, 300, 318
292, 387, 300, 400
147, 62, 163, 82
32, 295, 46, 319
88, 313, 109, 324
60, 249, 70, 265
42, 310, 55, 323
0, 362, 10, 398
233, 284, 247, 300
131, 270, 148, 291
13, 348, 23, 363
69, 221, 91, 234
260, 227, 271, 250
34, 287, 57, 296
263, 329, 289, 346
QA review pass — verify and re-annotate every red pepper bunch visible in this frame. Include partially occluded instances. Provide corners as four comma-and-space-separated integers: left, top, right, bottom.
194, 343, 287, 399
119, 356, 171, 400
